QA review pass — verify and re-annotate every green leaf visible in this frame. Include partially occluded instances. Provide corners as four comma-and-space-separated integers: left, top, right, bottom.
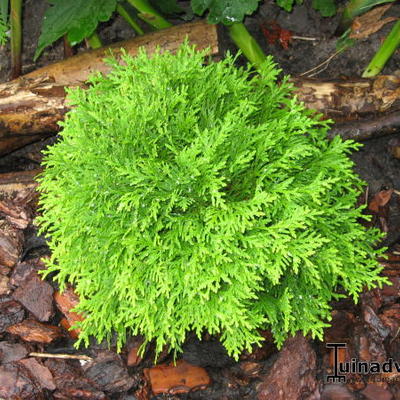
149, 0, 184, 14
275, 0, 301, 12
312, 0, 336, 16
191, 0, 262, 24
34, 0, 117, 61
0, 0, 8, 23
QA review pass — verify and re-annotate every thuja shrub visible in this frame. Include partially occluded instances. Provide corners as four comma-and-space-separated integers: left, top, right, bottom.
37, 43, 386, 359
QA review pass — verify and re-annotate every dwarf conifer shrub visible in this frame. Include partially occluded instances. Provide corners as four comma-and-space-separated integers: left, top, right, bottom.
37, 43, 386, 359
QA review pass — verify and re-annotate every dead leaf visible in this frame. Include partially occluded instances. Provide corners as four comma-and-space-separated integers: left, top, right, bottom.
368, 188, 393, 213
350, 4, 397, 39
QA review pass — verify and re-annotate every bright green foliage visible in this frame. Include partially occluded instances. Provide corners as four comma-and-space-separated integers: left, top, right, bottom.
34, 0, 117, 61
37, 44, 386, 359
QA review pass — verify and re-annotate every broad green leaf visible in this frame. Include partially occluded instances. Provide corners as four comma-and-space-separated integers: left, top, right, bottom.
275, 0, 303, 12
191, 0, 262, 24
149, 0, 184, 14
34, 0, 117, 61
312, 0, 336, 16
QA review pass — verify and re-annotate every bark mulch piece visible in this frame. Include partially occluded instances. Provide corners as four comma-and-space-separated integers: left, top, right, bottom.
13, 272, 54, 322
0, 187, 37, 229
361, 383, 394, 400
144, 359, 211, 395
19, 357, 57, 391
321, 383, 355, 399
0, 220, 23, 267
10, 259, 45, 287
45, 358, 108, 400
6, 319, 63, 343
82, 350, 136, 393
0, 340, 28, 363
54, 286, 84, 336
0, 361, 44, 400
256, 333, 319, 400
0, 299, 24, 332
0, 273, 10, 295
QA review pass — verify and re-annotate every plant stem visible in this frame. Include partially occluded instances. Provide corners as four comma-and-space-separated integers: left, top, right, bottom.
86, 32, 102, 49
337, 0, 395, 34
228, 22, 267, 69
125, 0, 172, 30
117, 3, 144, 35
10, 0, 22, 79
362, 20, 400, 77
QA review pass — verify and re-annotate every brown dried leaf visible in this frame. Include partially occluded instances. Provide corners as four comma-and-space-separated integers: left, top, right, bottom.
368, 188, 393, 213
350, 4, 397, 39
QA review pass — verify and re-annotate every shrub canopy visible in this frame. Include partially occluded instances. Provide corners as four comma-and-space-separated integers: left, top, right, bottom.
37, 44, 385, 358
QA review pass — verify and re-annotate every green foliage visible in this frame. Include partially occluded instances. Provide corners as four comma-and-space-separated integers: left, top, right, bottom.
312, 0, 336, 16
0, 0, 9, 46
34, 0, 117, 61
191, 0, 261, 23
191, 0, 336, 21
37, 43, 386, 359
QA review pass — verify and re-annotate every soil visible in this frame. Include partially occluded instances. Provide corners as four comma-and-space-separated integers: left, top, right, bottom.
0, 1, 400, 399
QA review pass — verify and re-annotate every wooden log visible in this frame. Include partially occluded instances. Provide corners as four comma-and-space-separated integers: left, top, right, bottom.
293, 75, 400, 121
0, 21, 219, 156
0, 169, 41, 193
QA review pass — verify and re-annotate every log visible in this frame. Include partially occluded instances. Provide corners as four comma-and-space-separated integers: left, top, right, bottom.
0, 21, 219, 156
292, 75, 400, 121
0, 169, 41, 193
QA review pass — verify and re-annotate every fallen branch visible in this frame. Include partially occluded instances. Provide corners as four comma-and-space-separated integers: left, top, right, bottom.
293, 75, 400, 121
0, 169, 41, 193
328, 111, 400, 141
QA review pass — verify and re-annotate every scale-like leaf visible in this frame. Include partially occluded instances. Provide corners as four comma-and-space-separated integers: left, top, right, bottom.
34, 0, 117, 61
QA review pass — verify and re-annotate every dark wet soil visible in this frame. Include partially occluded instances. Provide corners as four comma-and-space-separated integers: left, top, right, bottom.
0, 1, 400, 399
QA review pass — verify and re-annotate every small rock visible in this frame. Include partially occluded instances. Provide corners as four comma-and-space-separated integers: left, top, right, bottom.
0, 221, 23, 267
0, 362, 43, 399
144, 359, 211, 395
0, 341, 28, 363
361, 383, 393, 400
7, 319, 63, 343
13, 273, 54, 321
83, 350, 135, 393
257, 333, 319, 400
321, 384, 355, 400
0, 300, 24, 332
19, 357, 56, 391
